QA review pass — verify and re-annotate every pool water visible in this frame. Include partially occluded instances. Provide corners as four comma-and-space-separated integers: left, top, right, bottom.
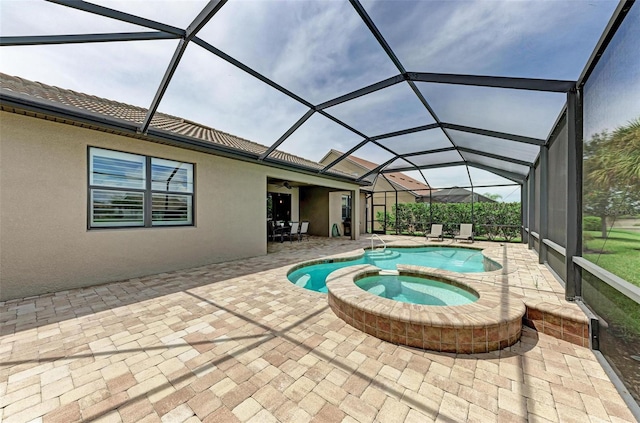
356, 275, 478, 306
288, 247, 497, 293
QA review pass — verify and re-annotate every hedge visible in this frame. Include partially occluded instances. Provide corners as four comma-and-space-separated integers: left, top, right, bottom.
376, 202, 522, 241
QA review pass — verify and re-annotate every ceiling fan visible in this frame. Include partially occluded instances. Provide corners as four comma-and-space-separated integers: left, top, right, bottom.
272, 180, 292, 189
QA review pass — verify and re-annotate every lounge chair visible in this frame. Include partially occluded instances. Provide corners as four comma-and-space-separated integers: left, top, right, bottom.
454, 223, 474, 243
425, 224, 443, 241
298, 221, 310, 241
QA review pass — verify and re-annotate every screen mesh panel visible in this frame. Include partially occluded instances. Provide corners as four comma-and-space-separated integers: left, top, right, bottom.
161, 43, 308, 147
460, 152, 529, 176
546, 246, 566, 281
385, 150, 462, 170
325, 83, 436, 137
533, 160, 541, 233
197, 0, 398, 104
275, 113, 363, 164
582, 270, 640, 403
448, 130, 539, 164
547, 116, 568, 246
579, 4, 640, 405
376, 129, 452, 155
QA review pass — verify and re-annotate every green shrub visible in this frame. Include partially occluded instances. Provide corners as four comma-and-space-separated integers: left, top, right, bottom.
387, 202, 522, 242
583, 216, 602, 231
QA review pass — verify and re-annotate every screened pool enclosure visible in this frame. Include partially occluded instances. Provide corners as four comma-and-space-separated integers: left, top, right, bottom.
1, 0, 639, 411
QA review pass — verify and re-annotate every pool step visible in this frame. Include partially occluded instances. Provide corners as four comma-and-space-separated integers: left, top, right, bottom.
378, 269, 399, 276
367, 250, 401, 261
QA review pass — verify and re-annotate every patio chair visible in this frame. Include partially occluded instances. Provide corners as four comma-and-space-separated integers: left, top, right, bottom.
454, 223, 474, 243
283, 221, 299, 243
267, 220, 276, 242
298, 221, 310, 241
425, 224, 443, 241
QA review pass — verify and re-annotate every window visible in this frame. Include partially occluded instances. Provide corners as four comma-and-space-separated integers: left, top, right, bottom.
89, 147, 194, 228
341, 195, 352, 221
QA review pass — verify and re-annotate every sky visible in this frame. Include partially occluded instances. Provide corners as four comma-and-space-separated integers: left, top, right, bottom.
582, 1, 640, 141
0, 0, 623, 202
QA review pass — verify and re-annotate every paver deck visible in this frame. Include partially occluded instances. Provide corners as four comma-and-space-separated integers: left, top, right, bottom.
0, 236, 636, 422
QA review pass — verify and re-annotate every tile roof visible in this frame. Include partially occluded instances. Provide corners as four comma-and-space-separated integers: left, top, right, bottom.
327, 149, 431, 195
383, 172, 432, 195
428, 187, 496, 203
0, 73, 346, 176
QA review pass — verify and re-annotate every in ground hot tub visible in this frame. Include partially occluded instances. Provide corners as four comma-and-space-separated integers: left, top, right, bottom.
326, 265, 526, 353
356, 274, 479, 306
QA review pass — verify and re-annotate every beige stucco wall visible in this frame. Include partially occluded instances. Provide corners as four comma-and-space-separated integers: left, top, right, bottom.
0, 112, 360, 300
326, 190, 367, 236
328, 192, 344, 236
359, 192, 367, 234
299, 187, 331, 237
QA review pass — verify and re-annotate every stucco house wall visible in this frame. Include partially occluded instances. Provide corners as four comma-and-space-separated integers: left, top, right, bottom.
328, 192, 344, 236
299, 187, 331, 236
0, 112, 359, 300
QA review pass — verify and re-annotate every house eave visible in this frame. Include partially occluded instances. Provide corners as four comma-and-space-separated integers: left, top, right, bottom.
0, 90, 370, 187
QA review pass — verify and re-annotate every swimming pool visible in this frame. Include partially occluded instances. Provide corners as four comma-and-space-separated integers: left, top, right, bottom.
356, 274, 479, 306
288, 246, 500, 293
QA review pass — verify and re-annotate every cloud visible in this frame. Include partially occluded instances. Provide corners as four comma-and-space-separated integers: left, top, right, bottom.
159, 42, 309, 146
583, 3, 640, 140
404, 166, 470, 189
376, 129, 453, 155
1, 0, 142, 36
325, 82, 436, 137
363, 0, 617, 80
1, 40, 178, 108
275, 112, 363, 162
0, 0, 620, 191
198, 0, 398, 104
90, 0, 208, 29
419, 83, 566, 139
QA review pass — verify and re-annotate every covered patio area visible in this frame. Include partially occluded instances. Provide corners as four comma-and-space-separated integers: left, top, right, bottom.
0, 236, 634, 422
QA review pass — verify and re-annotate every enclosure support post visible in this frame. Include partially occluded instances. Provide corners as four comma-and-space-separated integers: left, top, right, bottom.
351, 189, 359, 240
395, 190, 399, 235
369, 194, 374, 234
429, 189, 433, 227
384, 192, 388, 233
522, 179, 528, 243
539, 145, 549, 264
566, 88, 582, 300
528, 168, 535, 250
471, 186, 475, 232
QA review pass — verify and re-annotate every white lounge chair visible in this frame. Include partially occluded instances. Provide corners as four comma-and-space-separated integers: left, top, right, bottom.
454, 224, 474, 243
425, 224, 443, 241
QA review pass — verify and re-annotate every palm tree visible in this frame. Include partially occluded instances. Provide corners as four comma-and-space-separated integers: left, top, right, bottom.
584, 117, 640, 238
607, 117, 640, 184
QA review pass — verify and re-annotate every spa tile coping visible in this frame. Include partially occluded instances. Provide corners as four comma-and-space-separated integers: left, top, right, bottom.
326, 264, 526, 329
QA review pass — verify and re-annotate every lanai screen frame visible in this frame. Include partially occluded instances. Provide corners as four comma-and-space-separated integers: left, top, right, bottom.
522, 0, 639, 415
1, 0, 639, 415
2, 0, 572, 192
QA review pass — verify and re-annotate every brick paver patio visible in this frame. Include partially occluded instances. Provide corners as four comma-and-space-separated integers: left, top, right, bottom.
0, 236, 635, 422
